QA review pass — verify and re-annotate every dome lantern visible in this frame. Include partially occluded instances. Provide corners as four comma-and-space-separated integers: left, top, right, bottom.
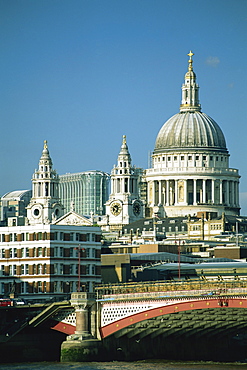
180, 51, 201, 113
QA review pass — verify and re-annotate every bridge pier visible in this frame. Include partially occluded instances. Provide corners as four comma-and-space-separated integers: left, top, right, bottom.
60, 292, 102, 362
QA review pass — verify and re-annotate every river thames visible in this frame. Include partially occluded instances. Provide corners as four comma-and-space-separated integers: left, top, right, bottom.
1, 362, 247, 370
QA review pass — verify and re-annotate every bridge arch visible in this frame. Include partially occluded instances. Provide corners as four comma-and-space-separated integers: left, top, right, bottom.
100, 296, 247, 338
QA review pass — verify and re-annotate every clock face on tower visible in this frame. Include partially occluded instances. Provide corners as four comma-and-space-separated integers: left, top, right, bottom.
133, 200, 141, 216
110, 201, 122, 216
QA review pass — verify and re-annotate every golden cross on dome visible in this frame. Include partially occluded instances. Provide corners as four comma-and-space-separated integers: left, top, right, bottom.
188, 50, 194, 59
122, 135, 126, 145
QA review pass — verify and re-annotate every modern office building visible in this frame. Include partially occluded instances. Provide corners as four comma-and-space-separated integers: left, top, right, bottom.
59, 171, 110, 217
0, 190, 32, 226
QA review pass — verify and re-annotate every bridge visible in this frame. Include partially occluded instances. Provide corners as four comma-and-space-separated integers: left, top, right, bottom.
2, 279, 247, 361
95, 280, 247, 361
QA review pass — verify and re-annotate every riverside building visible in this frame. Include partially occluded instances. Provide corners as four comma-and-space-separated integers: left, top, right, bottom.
0, 141, 101, 300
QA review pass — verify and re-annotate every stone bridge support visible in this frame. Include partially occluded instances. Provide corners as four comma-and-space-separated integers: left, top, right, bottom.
60, 292, 102, 362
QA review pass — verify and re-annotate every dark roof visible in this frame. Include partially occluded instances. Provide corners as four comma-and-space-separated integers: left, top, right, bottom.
129, 252, 236, 264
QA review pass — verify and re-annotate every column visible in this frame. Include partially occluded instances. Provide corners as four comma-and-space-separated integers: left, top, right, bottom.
193, 179, 197, 205
152, 181, 156, 206
166, 180, 169, 206
212, 179, 215, 204
203, 180, 206, 204
159, 180, 162, 205
175, 180, 178, 205
226, 181, 229, 206
184, 179, 188, 204
220, 180, 223, 204
237, 181, 240, 207
70, 292, 96, 339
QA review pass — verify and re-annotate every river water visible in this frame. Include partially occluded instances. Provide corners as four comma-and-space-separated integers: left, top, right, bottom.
1, 361, 247, 370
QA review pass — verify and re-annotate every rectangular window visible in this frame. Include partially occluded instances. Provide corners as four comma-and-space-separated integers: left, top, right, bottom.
174, 156, 177, 161
167, 156, 171, 161
188, 155, 192, 160
86, 249, 90, 258
70, 233, 74, 241
181, 156, 184, 160
203, 156, 206, 160
196, 155, 199, 160
54, 281, 57, 292
38, 281, 42, 293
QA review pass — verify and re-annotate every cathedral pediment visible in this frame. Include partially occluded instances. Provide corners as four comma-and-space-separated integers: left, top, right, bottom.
53, 211, 92, 226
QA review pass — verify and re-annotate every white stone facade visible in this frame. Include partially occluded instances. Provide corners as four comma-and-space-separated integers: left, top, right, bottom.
105, 135, 144, 229
144, 52, 240, 218
0, 215, 102, 299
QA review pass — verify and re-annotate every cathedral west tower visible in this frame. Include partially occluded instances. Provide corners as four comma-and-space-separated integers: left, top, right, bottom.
105, 135, 143, 229
26, 140, 64, 225
144, 51, 240, 218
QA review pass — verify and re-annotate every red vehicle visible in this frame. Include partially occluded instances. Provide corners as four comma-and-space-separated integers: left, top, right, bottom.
0, 299, 12, 307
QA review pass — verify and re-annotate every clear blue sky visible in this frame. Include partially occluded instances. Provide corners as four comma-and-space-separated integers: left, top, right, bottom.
1, 0, 247, 213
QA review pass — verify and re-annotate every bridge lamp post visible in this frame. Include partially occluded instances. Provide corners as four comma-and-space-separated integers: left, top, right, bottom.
74, 245, 85, 292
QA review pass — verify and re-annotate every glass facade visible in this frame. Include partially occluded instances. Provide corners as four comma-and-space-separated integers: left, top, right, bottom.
59, 171, 110, 216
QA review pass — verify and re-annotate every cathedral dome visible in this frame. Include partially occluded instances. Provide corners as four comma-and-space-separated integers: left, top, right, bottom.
154, 110, 227, 153
154, 51, 228, 154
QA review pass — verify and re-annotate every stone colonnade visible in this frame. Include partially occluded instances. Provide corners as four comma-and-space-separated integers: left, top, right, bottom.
148, 178, 239, 207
